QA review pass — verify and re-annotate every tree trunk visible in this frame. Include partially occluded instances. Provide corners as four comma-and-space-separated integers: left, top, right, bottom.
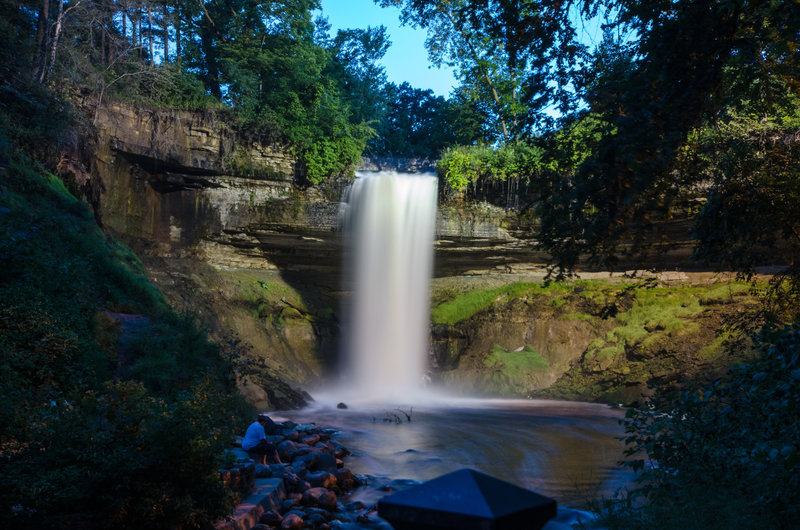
442, 8, 510, 143
163, 4, 169, 63
148, 6, 154, 64
101, 20, 106, 65
41, 0, 65, 83
175, 4, 181, 64
34, 0, 50, 80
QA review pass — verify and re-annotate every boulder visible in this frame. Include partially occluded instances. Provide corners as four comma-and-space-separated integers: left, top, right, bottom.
301, 434, 321, 445
259, 510, 283, 526
303, 487, 338, 510
269, 464, 289, 478
308, 471, 337, 489
311, 451, 338, 472
254, 464, 272, 478
276, 440, 299, 460
280, 512, 304, 530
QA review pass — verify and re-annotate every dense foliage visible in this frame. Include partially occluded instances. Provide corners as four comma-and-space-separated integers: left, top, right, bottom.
0, 0, 482, 181
0, 148, 251, 528
598, 327, 800, 528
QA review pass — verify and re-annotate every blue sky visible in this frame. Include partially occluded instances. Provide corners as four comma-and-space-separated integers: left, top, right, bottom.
317, 0, 458, 96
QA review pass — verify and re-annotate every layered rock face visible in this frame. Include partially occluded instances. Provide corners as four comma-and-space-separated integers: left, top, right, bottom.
84, 101, 707, 406
86, 102, 343, 404
84, 102, 546, 385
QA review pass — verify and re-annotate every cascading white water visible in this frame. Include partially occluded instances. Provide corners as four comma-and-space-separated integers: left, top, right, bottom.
340, 171, 438, 403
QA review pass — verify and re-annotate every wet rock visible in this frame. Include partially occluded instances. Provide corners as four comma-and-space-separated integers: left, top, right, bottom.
269, 464, 289, 478
336, 402, 348, 409
303, 487, 338, 510
308, 471, 337, 489
282, 429, 300, 442
311, 451, 337, 472
331, 442, 350, 458
301, 434, 320, 445
315, 441, 335, 452
344, 501, 365, 511
280, 512, 304, 530
290, 460, 307, 476
307, 512, 328, 527
254, 464, 272, 478
285, 472, 307, 492
259, 510, 283, 526
289, 444, 313, 460
334, 468, 352, 482
295, 423, 319, 432
277, 440, 300, 460
265, 434, 284, 444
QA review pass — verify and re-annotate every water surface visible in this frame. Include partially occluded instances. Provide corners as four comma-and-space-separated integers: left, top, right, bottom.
276, 397, 633, 507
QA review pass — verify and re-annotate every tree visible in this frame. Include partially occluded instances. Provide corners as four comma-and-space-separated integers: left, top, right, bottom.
378, 0, 589, 141
369, 82, 447, 157
329, 25, 391, 128
534, 0, 800, 274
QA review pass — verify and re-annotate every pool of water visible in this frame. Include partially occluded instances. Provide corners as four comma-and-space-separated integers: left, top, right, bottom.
275, 396, 634, 508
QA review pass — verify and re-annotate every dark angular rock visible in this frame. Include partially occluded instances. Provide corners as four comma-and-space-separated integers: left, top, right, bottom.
269, 464, 289, 478
312, 451, 337, 472
334, 468, 352, 482
282, 429, 300, 442
277, 440, 299, 460
255, 464, 272, 478
259, 510, 283, 526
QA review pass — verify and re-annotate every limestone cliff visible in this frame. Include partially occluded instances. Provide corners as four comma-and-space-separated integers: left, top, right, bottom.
78, 100, 715, 408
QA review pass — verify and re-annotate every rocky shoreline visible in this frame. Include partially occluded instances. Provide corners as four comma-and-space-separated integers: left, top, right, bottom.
219, 419, 392, 530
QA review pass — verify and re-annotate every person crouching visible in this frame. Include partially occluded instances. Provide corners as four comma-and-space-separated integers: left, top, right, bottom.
242, 413, 282, 465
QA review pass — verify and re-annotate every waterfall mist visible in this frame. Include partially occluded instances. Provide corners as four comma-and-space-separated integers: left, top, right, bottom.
339, 171, 438, 404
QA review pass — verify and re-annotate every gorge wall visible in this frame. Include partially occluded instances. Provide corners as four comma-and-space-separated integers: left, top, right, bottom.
79, 100, 739, 408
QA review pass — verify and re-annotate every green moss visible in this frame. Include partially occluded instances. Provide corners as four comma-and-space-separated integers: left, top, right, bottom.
431, 281, 578, 325
483, 344, 550, 394
432, 282, 541, 324
485, 344, 550, 371
560, 312, 595, 321
550, 297, 566, 308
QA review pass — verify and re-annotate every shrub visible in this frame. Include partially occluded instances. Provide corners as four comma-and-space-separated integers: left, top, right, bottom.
598, 327, 800, 528
0, 156, 250, 529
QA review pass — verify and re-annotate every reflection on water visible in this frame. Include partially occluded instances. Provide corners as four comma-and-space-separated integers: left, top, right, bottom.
275, 398, 634, 507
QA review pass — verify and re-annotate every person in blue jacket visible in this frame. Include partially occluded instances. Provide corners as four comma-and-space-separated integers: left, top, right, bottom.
242, 414, 281, 464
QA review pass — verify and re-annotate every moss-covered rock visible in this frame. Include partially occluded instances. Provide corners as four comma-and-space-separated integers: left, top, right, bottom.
430, 278, 760, 404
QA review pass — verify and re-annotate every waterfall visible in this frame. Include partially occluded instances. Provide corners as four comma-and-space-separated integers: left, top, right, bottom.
340, 171, 438, 403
